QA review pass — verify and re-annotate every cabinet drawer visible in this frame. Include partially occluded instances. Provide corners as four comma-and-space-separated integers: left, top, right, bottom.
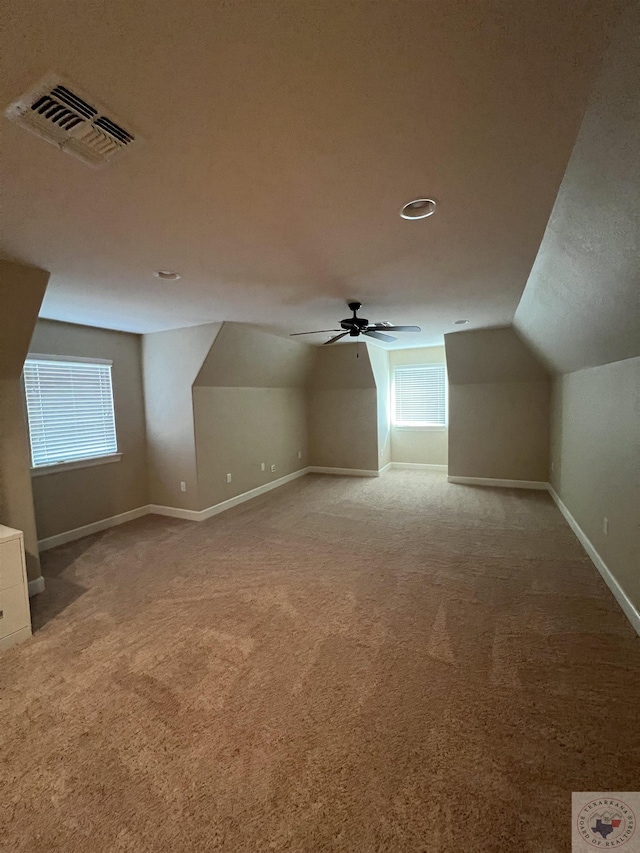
0, 537, 25, 591
0, 583, 30, 639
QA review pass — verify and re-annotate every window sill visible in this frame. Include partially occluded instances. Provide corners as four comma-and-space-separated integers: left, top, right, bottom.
31, 453, 122, 477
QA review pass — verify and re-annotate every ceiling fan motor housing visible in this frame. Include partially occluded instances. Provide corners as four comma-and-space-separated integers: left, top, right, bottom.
341, 301, 368, 335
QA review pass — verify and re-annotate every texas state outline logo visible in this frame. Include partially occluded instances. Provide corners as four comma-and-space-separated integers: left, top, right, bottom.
573, 793, 637, 850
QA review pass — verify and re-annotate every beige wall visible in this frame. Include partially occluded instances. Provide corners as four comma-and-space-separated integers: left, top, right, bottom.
366, 344, 391, 468
389, 345, 448, 466
507, 12, 640, 625
0, 260, 49, 581
307, 344, 378, 471
29, 320, 149, 540
445, 327, 550, 481
551, 357, 640, 612
194, 388, 308, 507
143, 323, 221, 510
448, 381, 550, 480
0, 380, 43, 581
194, 323, 313, 509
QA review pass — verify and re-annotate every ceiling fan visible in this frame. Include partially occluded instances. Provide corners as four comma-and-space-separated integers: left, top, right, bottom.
290, 301, 421, 344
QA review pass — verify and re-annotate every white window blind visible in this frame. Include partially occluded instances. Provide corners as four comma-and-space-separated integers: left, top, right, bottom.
393, 364, 447, 427
23, 356, 118, 468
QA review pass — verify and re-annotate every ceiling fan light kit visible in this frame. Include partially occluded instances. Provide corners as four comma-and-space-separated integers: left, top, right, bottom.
291, 302, 421, 345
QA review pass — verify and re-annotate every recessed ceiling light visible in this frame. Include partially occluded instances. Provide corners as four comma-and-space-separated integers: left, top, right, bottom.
454, 319, 469, 325
400, 198, 437, 220
154, 270, 181, 281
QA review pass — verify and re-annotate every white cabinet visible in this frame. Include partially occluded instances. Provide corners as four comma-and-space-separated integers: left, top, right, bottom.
0, 526, 32, 651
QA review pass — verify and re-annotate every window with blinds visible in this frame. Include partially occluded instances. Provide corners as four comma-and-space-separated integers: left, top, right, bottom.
393, 364, 447, 427
23, 356, 118, 468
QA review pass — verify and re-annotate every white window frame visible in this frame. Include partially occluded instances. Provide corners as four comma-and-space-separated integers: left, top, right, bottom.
24, 353, 121, 476
392, 363, 448, 430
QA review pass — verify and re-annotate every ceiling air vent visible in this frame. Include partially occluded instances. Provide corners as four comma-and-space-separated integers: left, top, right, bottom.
4, 74, 140, 167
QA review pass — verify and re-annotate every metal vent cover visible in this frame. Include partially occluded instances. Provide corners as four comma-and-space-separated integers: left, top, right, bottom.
4, 74, 140, 167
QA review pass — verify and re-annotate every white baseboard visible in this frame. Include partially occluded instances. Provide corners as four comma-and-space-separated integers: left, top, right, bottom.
448, 476, 549, 490
38, 469, 311, 549
28, 576, 46, 597
38, 505, 151, 552
149, 467, 311, 522
392, 463, 448, 472
379, 462, 393, 475
307, 466, 380, 477
145, 503, 200, 521
548, 486, 640, 638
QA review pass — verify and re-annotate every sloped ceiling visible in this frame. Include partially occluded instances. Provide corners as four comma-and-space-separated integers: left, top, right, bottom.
0, 0, 622, 345
514, 5, 640, 374
445, 326, 548, 385
309, 344, 375, 390
194, 323, 314, 388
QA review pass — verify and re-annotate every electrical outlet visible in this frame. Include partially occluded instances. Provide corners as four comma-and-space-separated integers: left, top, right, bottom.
550, 461, 555, 473
270, 464, 276, 473
261, 462, 266, 471
297, 450, 302, 459
603, 517, 609, 535
226, 473, 232, 483
180, 481, 187, 492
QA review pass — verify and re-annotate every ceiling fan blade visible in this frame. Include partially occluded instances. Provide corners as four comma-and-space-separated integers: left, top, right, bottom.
323, 332, 349, 345
290, 329, 341, 336
374, 325, 421, 332
365, 330, 397, 343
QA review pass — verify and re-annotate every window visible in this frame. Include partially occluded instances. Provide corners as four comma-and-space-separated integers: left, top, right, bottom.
392, 364, 447, 427
24, 355, 118, 469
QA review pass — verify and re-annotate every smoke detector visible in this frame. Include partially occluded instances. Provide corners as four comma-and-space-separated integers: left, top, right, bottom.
4, 73, 140, 167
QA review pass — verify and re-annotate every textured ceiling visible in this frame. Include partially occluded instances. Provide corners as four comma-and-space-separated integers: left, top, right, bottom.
514, 4, 640, 373
0, 0, 621, 346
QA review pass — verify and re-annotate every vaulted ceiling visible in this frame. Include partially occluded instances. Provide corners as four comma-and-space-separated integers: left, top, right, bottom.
0, 0, 624, 346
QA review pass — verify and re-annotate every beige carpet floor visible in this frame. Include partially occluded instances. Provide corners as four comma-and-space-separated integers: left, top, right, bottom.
1, 471, 639, 852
